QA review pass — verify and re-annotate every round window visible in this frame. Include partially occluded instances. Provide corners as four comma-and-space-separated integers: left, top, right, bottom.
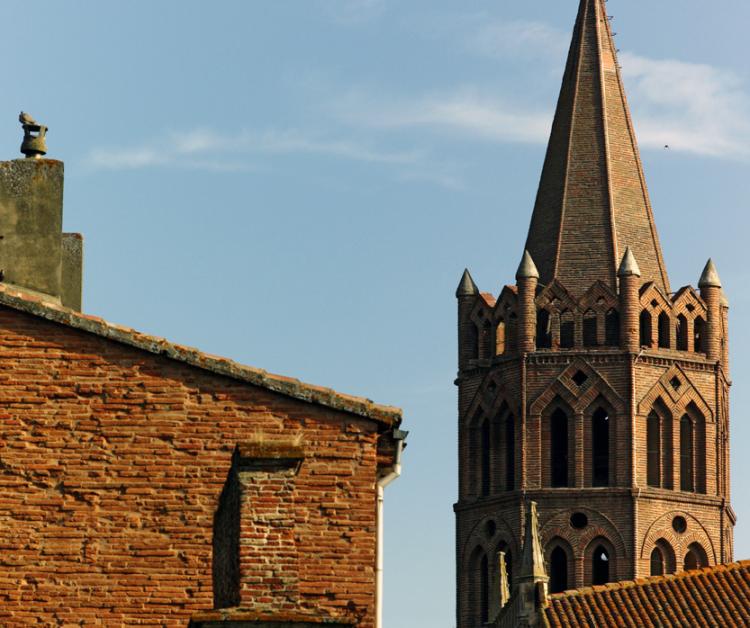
570, 512, 588, 529
672, 516, 687, 534
485, 520, 497, 539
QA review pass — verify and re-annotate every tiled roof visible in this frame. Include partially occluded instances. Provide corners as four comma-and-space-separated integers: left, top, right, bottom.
0, 283, 401, 427
545, 560, 750, 627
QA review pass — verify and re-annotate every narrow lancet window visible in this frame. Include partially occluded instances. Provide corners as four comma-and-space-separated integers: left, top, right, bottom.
676, 314, 688, 351
592, 546, 610, 585
505, 414, 515, 491
481, 419, 491, 497
536, 309, 552, 349
650, 547, 664, 576
647, 412, 661, 487
592, 408, 609, 487
658, 312, 670, 348
551, 409, 569, 488
640, 310, 652, 347
549, 547, 568, 594
680, 415, 693, 492
605, 309, 619, 346
583, 309, 597, 347
694, 316, 705, 353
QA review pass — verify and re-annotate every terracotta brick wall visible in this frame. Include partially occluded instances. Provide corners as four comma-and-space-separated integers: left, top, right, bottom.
0, 307, 381, 626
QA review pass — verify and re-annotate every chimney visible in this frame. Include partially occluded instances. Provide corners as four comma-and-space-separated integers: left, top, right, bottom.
0, 113, 83, 310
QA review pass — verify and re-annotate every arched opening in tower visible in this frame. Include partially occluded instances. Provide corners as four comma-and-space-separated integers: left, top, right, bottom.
481, 419, 491, 497
650, 547, 664, 576
505, 413, 515, 491
592, 408, 610, 487
536, 309, 552, 349
684, 543, 708, 571
676, 314, 689, 351
639, 310, 652, 348
550, 408, 569, 487
647, 412, 660, 487
694, 316, 705, 353
680, 415, 694, 492
592, 546, 610, 585
605, 308, 619, 346
658, 312, 670, 349
549, 546, 568, 594
583, 309, 597, 347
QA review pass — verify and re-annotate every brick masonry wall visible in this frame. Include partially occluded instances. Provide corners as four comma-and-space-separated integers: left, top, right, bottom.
0, 307, 381, 627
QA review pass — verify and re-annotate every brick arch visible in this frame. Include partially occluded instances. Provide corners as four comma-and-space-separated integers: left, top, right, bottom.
637, 365, 713, 422
640, 511, 717, 565
463, 374, 520, 430
462, 514, 520, 572
545, 536, 575, 593
649, 537, 677, 575
639, 282, 672, 313
535, 279, 579, 313
540, 508, 628, 563
530, 361, 625, 417
493, 287, 519, 354
674, 389, 713, 424
671, 286, 707, 319
493, 286, 518, 322
584, 536, 618, 584
579, 280, 618, 311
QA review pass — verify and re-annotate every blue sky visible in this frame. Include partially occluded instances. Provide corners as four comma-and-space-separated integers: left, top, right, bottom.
4, 1, 750, 626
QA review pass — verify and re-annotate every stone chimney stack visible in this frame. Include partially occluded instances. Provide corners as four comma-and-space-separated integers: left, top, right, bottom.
0, 113, 83, 310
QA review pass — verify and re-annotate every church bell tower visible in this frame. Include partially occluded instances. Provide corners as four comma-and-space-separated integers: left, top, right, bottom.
454, 1, 733, 626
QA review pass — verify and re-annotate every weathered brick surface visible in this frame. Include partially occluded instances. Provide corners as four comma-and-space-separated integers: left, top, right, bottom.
0, 307, 386, 627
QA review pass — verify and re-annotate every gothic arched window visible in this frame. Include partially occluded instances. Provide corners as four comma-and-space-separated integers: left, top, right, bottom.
676, 314, 689, 351
550, 408, 569, 488
479, 553, 489, 624
536, 309, 552, 349
640, 310, 652, 347
592, 408, 610, 487
605, 308, 620, 346
647, 412, 661, 487
694, 316, 705, 353
549, 546, 568, 594
592, 546, 610, 585
480, 418, 491, 497
684, 543, 708, 571
505, 413, 515, 491
680, 414, 694, 492
583, 309, 598, 347
650, 547, 664, 576
658, 312, 670, 348
560, 310, 575, 349
495, 320, 506, 356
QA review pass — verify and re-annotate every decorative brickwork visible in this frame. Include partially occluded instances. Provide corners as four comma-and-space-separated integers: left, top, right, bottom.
455, 1, 733, 626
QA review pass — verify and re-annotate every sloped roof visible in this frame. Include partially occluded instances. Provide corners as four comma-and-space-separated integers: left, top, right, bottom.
545, 560, 750, 627
524, 0, 669, 296
0, 283, 401, 427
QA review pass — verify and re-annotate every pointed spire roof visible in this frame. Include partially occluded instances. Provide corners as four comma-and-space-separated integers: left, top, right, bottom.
699, 259, 722, 288
516, 250, 540, 280
524, 0, 670, 296
456, 268, 479, 297
518, 501, 548, 582
617, 247, 641, 277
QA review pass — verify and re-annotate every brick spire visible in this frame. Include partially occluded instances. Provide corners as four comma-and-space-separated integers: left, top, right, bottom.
524, 0, 670, 296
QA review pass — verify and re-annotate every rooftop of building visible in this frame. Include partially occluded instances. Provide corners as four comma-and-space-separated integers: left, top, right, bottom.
545, 560, 750, 627
0, 281, 402, 427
